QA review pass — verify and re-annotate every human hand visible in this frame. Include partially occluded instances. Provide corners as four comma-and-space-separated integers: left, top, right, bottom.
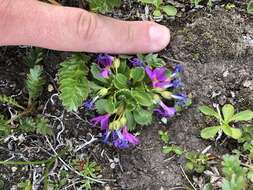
0, 0, 170, 54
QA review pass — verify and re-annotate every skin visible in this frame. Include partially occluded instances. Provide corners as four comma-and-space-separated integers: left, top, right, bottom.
0, 0, 170, 54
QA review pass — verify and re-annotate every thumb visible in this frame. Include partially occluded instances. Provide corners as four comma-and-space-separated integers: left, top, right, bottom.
0, 0, 170, 53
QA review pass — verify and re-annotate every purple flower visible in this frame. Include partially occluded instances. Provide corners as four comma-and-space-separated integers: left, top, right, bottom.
163, 79, 183, 89
113, 130, 129, 149
83, 96, 99, 110
83, 99, 95, 110
96, 54, 114, 67
90, 114, 110, 130
96, 54, 114, 78
172, 94, 189, 107
102, 130, 111, 144
112, 127, 139, 149
99, 68, 111, 78
145, 67, 171, 89
171, 65, 183, 78
154, 100, 176, 117
129, 58, 144, 67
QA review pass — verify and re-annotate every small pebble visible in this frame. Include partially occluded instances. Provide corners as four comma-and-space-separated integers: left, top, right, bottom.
161, 117, 167, 124
223, 70, 229, 77
110, 162, 116, 169
47, 84, 54, 92
11, 167, 17, 173
105, 185, 111, 190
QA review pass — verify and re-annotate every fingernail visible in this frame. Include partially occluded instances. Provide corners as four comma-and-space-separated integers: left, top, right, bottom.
149, 25, 170, 52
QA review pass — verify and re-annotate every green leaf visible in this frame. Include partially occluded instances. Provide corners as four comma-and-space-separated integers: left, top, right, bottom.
222, 154, 248, 183
133, 108, 152, 125
118, 59, 128, 73
222, 125, 242, 139
144, 54, 166, 67
103, 99, 116, 114
115, 89, 137, 110
90, 63, 108, 84
18, 179, 32, 190
19, 117, 52, 136
132, 90, 153, 106
247, 170, 253, 183
95, 99, 107, 114
89, 81, 103, 92
159, 130, 170, 144
153, 9, 162, 17
162, 146, 173, 154
248, 1, 253, 14
229, 110, 253, 122
59, 54, 90, 112
26, 65, 45, 103
125, 111, 136, 131
191, 0, 202, 6
203, 183, 213, 190
113, 73, 128, 89
24, 48, 43, 68
0, 115, 10, 137
200, 126, 220, 139
222, 104, 235, 123
161, 5, 177, 16
162, 145, 184, 155
130, 67, 145, 82
139, 0, 162, 8
185, 162, 194, 171
89, 0, 122, 13
35, 117, 52, 136
0, 95, 24, 110
199, 106, 220, 119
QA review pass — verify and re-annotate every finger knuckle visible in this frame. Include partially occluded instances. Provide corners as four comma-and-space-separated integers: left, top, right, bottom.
76, 11, 97, 41
126, 24, 135, 43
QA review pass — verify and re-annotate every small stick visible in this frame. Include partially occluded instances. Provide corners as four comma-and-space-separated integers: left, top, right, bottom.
180, 165, 197, 190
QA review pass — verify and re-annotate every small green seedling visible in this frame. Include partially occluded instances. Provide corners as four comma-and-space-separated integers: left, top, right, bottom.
159, 130, 170, 144
238, 126, 253, 159
248, 1, 253, 14
162, 144, 183, 155
225, 3, 236, 10
199, 104, 253, 140
139, 0, 177, 17
0, 61, 52, 137
72, 159, 101, 190
88, 0, 122, 14
191, 0, 213, 7
18, 179, 32, 190
184, 151, 209, 173
191, 0, 202, 6
222, 154, 248, 190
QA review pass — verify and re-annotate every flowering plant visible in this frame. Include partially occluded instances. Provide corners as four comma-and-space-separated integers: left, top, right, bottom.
82, 54, 191, 149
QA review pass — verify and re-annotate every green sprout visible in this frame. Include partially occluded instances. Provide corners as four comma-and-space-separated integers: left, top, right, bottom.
139, 0, 177, 17
159, 130, 170, 144
162, 144, 183, 156
88, 0, 122, 14
199, 104, 253, 140
184, 151, 209, 173
248, 1, 253, 14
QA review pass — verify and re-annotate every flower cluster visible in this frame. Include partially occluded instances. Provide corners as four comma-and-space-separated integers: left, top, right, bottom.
85, 54, 190, 149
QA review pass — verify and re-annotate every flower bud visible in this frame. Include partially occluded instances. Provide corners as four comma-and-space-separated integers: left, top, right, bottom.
98, 88, 108, 96
113, 58, 120, 69
109, 122, 116, 130
119, 117, 127, 127
161, 91, 172, 99
153, 94, 161, 103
